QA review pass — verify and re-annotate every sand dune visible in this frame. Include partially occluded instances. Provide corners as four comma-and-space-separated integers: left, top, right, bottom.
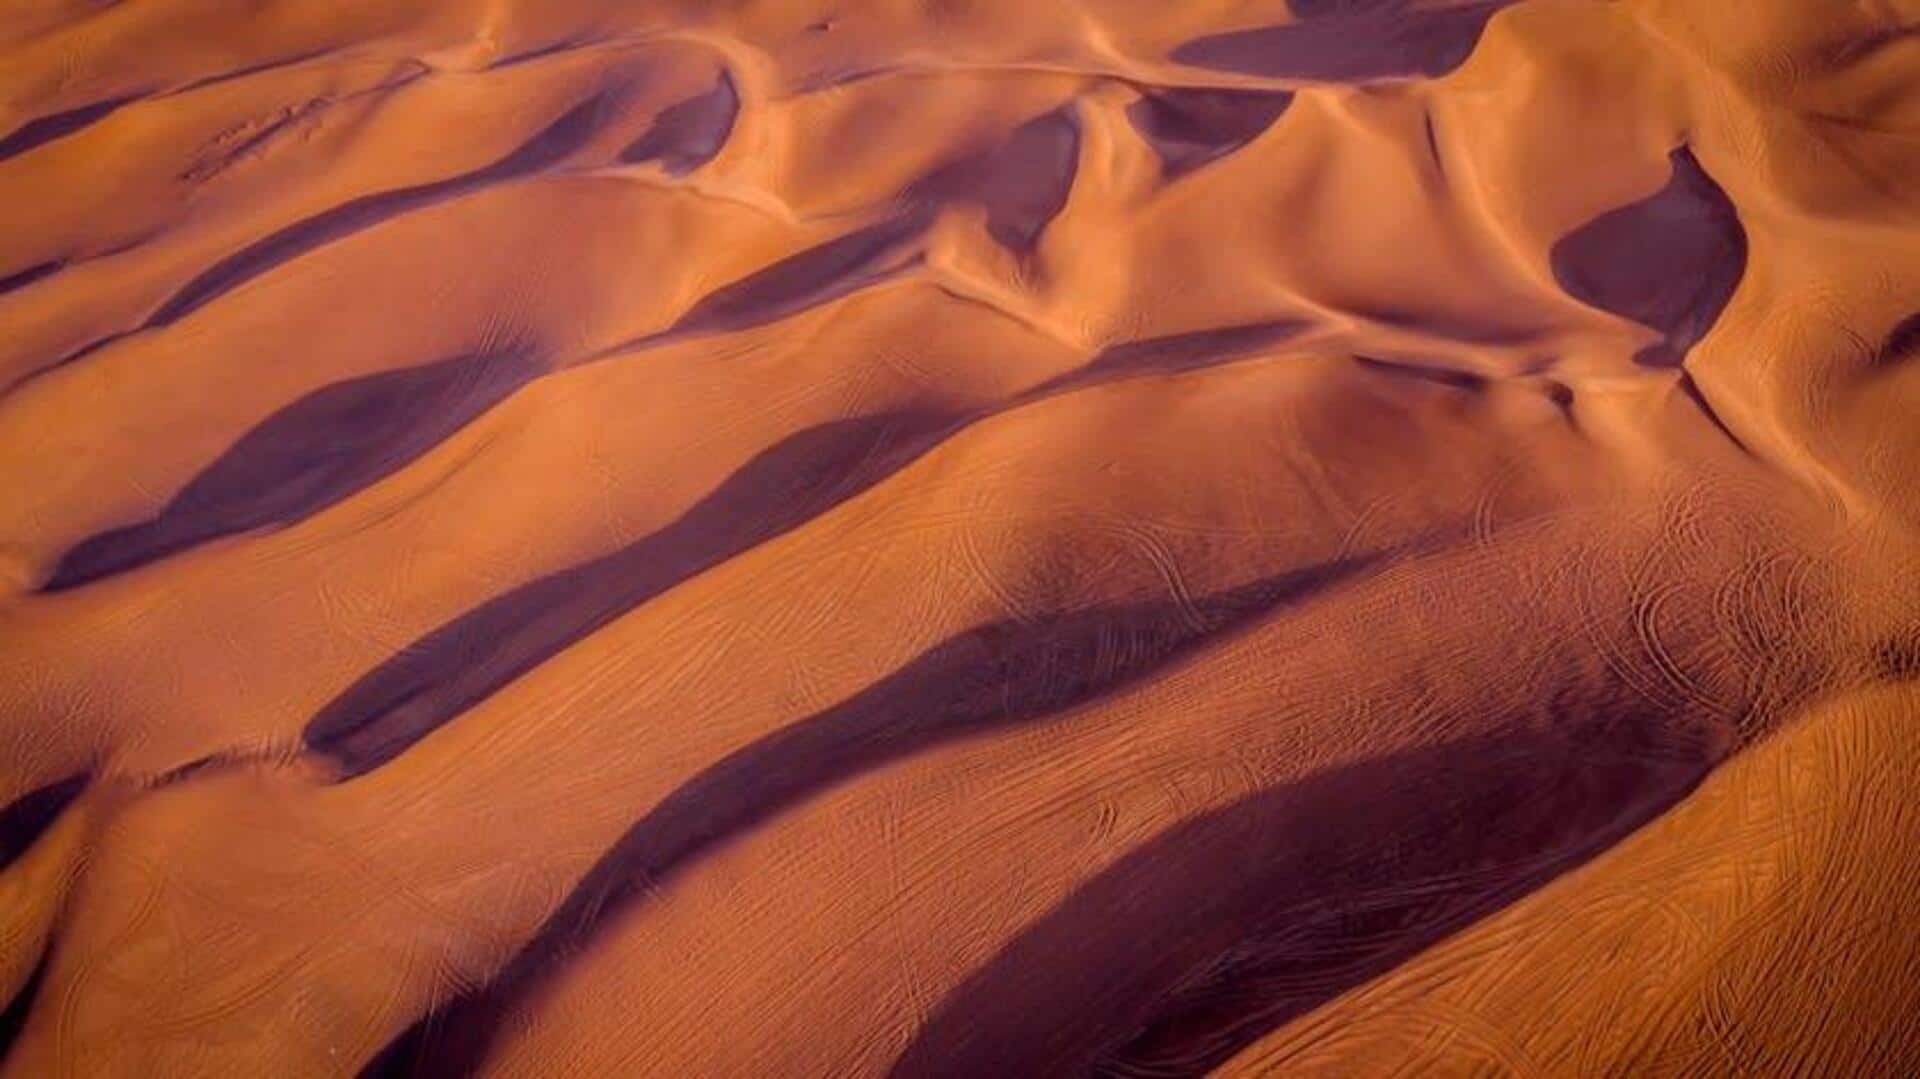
1, 0, 1916, 1075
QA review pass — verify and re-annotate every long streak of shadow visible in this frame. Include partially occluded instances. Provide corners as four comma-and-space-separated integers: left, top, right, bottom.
14, 66, 741, 374
0, 773, 88, 874
44, 349, 543, 591
358, 554, 1384, 1077
149, 91, 617, 327
658, 100, 1080, 344
1172, 2, 1516, 82
890, 715, 1724, 1077
305, 408, 960, 777
35, 88, 1095, 595
1044, 319, 1312, 392
34, 195, 1236, 599
0, 773, 86, 1063
43, 91, 1121, 597
0, 947, 51, 1064
8, 88, 615, 385
664, 210, 934, 338
0, 97, 138, 164
308, 316, 1322, 778
8, 34, 1782, 1075
0, 260, 62, 299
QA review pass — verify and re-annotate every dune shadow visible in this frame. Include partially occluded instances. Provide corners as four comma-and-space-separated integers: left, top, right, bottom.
0, 260, 62, 299
305, 409, 960, 777
1172, 2, 1515, 82
892, 716, 1723, 1077
45, 349, 541, 591
1127, 88, 1294, 179
357, 555, 1380, 1077
0, 96, 138, 164
149, 91, 619, 327
1550, 147, 1747, 369
0, 94, 142, 301
616, 104, 1080, 350
620, 72, 737, 175
0, 947, 50, 1063
314, 315, 1343, 782
1875, 312, 1920, 367
1355, 353, 1487, 391
0, 772, 87, 873
908, 107, 1080, 254
0, 771, 81, 1062
1032, 320, 1312, 399
667, 210, 933, 338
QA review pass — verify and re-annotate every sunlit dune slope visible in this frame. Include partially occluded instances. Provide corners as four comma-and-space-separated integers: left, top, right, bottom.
1, 0, 1916, 1075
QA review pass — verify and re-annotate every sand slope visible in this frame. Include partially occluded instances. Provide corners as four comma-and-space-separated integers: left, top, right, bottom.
1, 0, 1916, 1075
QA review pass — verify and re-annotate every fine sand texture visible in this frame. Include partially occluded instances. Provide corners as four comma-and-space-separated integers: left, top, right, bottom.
2, 0, 1918, 1075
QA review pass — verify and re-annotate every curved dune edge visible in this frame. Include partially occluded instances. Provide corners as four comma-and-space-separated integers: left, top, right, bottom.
1219, 682, 1920, 1076
0, 0, 1917, 1074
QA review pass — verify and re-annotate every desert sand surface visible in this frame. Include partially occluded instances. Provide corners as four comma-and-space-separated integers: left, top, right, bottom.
1, 0, 1918, 1075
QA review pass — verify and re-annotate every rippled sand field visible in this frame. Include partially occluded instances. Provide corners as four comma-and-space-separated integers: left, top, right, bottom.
2, 1, 1917, 1075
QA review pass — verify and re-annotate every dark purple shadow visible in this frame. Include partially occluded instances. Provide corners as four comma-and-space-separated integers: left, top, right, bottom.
1127, 88, 1294, 178
45, 349, 541, 591
1034, 319, 1312, 397
890, 718, 1721, 1077
149, 92, 618, 327
357, 555, 1380, 1078
1549, 147, 1747, 369
0, 260, 62, 299
620, 73, 737, 175
0, 773, 87, 873
908, 108, 1080, 253
1172, 2, 1515, 82
0, 96, 137, 163
305, 409, 959, 778
668, 210, 933, 338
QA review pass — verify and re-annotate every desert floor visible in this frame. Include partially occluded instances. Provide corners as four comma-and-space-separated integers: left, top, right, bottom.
2, 0, 1917, 1075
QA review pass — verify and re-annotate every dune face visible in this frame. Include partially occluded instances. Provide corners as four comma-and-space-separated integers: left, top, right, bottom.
48, 348, 544, 590
1127, 88, 1297, 179
1172, 2, 1516, 81
1, 0, 1917, 1076
1550, 147, 1748, 370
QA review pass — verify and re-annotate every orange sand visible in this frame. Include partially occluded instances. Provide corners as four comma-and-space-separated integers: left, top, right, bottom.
1, 0, 1917, 1074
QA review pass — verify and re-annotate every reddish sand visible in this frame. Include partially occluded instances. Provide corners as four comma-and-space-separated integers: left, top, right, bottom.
1, 0, 1917, 1075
